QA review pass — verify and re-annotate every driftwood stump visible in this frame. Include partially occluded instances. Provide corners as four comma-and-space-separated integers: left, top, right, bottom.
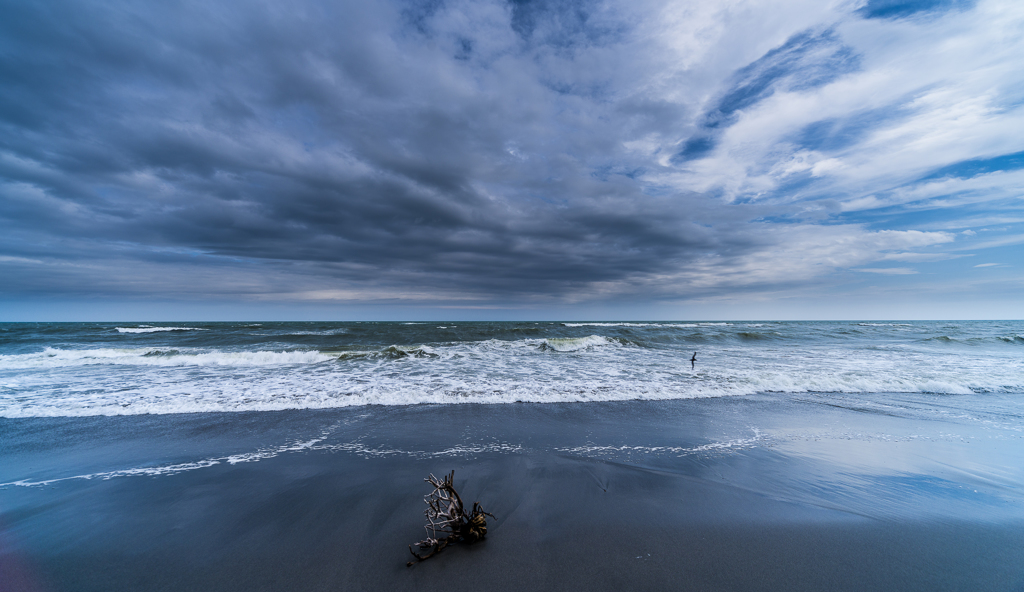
407, 470, 494, 566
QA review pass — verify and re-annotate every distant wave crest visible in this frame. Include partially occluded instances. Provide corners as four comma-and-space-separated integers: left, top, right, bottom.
117, 326, 205, 334
561, 322, 731, 328
0, 347, 334, 369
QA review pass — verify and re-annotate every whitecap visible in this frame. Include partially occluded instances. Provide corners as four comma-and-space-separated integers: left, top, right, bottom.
0, 347, 334, 369
117, 326, 205, 334
541, 335, 617, 351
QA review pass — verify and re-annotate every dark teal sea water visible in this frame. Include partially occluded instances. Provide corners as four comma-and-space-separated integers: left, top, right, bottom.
1, 321, 1021, 416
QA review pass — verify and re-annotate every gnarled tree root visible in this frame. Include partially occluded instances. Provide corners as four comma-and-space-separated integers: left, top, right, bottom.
406, 470, 494, 566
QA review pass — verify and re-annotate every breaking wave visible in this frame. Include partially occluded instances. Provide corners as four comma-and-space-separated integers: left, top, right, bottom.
2, 320, 1022, 418
561, 322, 731, 328
2, 347, 1020, 417
337, 346, 439, 360
116, 326, 205, 333
0, 347, 334, 368
921, 335, 1024, 346
540, 335, 619, 351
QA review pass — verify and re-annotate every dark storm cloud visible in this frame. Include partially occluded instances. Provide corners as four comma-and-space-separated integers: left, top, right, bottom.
0, 0, 1013, 310
507, 0, 620, 47
0, 0, 745, 300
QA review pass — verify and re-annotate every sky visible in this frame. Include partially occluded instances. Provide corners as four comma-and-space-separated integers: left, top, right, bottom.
1, 0, 1022, 321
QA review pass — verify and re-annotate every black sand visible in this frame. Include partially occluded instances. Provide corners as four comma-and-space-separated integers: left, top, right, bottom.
3, 396, 1024, 591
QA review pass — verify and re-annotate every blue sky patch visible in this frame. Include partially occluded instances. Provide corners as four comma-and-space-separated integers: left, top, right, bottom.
793, 107, 904, 153
857, 0, 975, 20
674, 28, 860, 162
919, 150, 1024, 181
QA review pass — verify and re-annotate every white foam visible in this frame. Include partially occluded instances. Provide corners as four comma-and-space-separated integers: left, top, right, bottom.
0, 432, 336, 487
317, 441, 524, 459
2, 334, 1022, 418
116, 326, 205, 333
563, 323, 666, 327
561, 322, 731, 328
0, 347, 334, 369
558, 430, 764, 457
0, 436, 523, 487
0, 459, 223, 487
541, 335, 617, 351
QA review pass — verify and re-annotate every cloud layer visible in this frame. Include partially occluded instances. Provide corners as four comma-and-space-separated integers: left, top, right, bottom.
1, 0, 1021, 314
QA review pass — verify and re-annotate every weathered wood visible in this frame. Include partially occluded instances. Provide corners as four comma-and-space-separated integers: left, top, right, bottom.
407, 470, 494, 566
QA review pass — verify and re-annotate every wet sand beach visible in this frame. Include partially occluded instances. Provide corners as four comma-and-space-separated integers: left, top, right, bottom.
3, 396, 1024, 591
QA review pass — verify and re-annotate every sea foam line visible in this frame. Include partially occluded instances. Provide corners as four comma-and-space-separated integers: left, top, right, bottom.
312, 441, 524, 459
557, 429, 764, 457
0, 437, 524, 487
0, 434, 334, 488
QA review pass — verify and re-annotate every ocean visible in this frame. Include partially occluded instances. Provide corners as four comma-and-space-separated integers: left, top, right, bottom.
2, 321, 1023, 591
2, 320, 1022, 416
